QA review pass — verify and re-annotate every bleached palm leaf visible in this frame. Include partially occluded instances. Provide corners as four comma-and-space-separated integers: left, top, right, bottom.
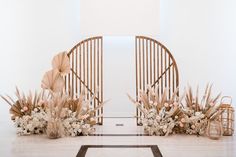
52, 52, 70, 76
41, 69, 65, 93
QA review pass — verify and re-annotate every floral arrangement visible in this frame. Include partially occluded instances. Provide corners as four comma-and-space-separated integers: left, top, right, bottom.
181, 84, 221, 136
1, 89, 49, 135
1, 52, 103, 138
128, 86, 184, 136
128, 84, 223, 139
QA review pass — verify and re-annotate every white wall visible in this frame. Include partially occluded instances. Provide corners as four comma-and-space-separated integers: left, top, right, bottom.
0, 0, 81, 120
80, 0, 160, 36
0, 0, 236, 119
159, 0, 236, 106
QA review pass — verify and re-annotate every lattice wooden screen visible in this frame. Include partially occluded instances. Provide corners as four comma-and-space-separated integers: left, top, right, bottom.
65, 36, 103, 125
135, 36, 179, 125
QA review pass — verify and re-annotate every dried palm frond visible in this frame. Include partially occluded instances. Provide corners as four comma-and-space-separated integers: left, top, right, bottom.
182, 84, 222, 135
52, 51, 70, 76
48, 92, 68, 119
46, 93, 68, 139
41, 69, 65, 93
128, 86, 180, 114
185, 84, 221, 115
139, 90, 150, 109
1, 87, 48, 120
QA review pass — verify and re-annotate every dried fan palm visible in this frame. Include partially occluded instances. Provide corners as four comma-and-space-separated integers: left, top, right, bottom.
41, 69, 65, 93
52, 51, 70, 76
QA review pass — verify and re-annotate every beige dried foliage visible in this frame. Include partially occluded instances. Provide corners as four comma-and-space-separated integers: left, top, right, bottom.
46, 93, 67, 139
185, 84, 221, 119
52, 51, 70, 76
128, 86, 180, 114
46, 118, 65, 139
1, 87, 48, 120
41, 69, 65, 93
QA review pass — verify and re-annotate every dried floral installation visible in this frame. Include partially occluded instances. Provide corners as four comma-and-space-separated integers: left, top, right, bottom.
128, 86, 184, 136
1, 51, 234, 140
128, 84, 227, 139
181, 84, 222, 136
1, 52, 104, 138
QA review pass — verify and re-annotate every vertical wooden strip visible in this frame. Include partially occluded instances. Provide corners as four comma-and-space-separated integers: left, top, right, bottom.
135, 37, 138, 124
79, 42, 82, 93
138, 37, 142, 124
94, 39, 96, 118
135, 37, 138, 101
87, 41, 89, 99
68, 55, 71, 96
76, 47, 78, 98
101, 37, 103, 124
90, 40, 93, 100
176, 63, 179, 95
97, 38, 100, 123
172, 64, 175, 93
157, 44, 159, 96
142, 38, 145, 91
153, 43, 156, 88
141, 38, 146, 121
168, 55, 171, 99
72, 49, 74, 98
83, 42, 85, 91
161, 47, 163, 94
164, 49, 167, 92
150, 40, 152, 85
146, 39, 149, 86
65, 54, 68, 92
139, 38, 142, 91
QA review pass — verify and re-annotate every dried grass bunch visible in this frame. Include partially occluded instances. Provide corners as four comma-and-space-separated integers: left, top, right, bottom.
1, 88, 49, 135
1, 87, 48, 120
128, 86, 183, 136
181, 84, 222, 136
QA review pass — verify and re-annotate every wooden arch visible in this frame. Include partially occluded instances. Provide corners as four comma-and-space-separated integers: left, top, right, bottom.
135, 36, 179, 125
65, 36, 103, 125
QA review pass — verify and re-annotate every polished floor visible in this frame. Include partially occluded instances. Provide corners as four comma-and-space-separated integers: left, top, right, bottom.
0, 117, 235, 157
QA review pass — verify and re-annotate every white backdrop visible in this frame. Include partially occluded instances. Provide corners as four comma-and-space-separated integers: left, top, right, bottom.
80, 0, 160, 36
0, 0, 236, 119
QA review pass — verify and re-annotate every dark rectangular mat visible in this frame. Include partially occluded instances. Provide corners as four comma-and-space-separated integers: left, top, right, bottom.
76, 145, 163, 157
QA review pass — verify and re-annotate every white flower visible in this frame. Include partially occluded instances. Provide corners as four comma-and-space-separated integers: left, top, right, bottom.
195, 112, 201, 116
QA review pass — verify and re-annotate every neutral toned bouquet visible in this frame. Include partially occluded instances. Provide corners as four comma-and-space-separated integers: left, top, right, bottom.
180, 84, 221, 136
128, 86, 184, 136
1, 88, 49, 135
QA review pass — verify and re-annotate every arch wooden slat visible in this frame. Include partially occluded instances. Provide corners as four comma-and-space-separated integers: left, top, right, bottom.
135, 36, 179, 125
66, 36, 103, 125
